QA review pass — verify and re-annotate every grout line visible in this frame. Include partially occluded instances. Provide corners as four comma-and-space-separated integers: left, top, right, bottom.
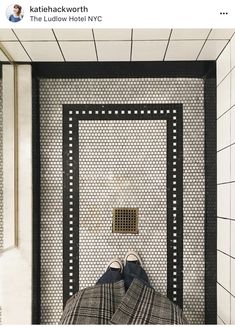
11, 29, 32, 62
217, 216, 235, 221
216, 31, 235, 64
196, 29, 212, 60
217, 281, 235, 298
163, 29, 172, 61
2, 38, 230, 43
217, 104, 235, 121
130, 29, 133, 62
52, 29, 66, 62
217, 66, 235, 88
216, 39, 231, 62
217, 142, 235, 154
217, 249, 235, 260
217, 313, 226, 324
217, 181, 235, 186
92, 29, 98, 62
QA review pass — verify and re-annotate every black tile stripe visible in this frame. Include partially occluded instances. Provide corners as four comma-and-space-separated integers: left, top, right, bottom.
32, 77, 41, 324
204, 65, 217, 324
62, 104, 184, 308
31, 61, 215, 79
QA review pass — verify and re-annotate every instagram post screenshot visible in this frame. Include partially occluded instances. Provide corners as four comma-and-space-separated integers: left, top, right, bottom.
0, 0, 235, 325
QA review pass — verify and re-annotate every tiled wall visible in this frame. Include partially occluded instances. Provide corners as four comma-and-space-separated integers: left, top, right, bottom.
217, 34, 235, 324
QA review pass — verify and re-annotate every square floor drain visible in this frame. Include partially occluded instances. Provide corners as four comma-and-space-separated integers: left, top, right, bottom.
112, 208, 139, 234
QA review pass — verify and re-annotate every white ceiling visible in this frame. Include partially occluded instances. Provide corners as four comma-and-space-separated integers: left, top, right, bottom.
0, 28, 234, 62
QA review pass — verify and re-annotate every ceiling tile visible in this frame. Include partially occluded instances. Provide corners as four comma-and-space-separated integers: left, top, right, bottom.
171, 29, 210, 40
132, 41, 167, 61
198, 40, 228, 60
209, 29, 235, 40
96, 41, 131, 61
22, 42, 63, 61
13, 29, 55, 41
133, 29, 171, 40
1, 41, 30, 61
0, 29, 17, 41
94, 29, 131, 40
165, 40, 204, 60
0, 49, 10, 61
54, 29, 93, 40
59, 41, 96, 61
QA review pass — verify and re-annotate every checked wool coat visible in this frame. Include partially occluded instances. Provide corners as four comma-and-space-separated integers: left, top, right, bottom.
59, 278, 188, 324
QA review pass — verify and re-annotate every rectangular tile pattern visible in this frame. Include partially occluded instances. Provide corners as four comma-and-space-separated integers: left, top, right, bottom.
39, 78, 205, 324
216, 34, 235, 324
62, 105, 183, 309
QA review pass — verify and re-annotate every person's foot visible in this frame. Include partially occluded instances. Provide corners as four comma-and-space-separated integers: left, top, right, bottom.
106, 257, 123, 273
124, 250, 143, 267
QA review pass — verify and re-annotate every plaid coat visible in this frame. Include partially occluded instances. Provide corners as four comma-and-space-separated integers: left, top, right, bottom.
59, 278, 188, 324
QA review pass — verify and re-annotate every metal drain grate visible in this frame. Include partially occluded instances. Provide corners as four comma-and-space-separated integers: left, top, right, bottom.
112, 208, 139, 234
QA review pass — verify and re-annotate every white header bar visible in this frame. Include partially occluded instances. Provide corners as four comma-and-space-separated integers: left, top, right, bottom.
0, 0, 235, 28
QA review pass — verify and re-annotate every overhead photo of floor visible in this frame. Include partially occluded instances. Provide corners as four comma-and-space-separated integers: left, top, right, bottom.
0, 28, 235, 325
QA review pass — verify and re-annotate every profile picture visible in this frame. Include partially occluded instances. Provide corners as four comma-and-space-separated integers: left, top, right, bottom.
6, 4, 24, 22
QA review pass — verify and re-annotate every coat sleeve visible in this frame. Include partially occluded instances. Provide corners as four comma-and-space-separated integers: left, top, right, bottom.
58, 290, 85, 324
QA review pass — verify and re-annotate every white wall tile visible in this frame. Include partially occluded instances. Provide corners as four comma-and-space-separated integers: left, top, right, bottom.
1, 42, 30, 61
132, 41, 167, 61
14, 29, 55, 41
22, 42, 64, 61
96, 41, 131, 61
217, 112, 231, 151
231, 145, 235, 181
165, 40, 204, 61
217, 218, 230, 254
231, 220, 235, 258
231, 258, 235, 296
217, 251, 230, 291
171, 29, 209, 40
217, 283, 231, 324
198, 40, 228, 60
54, 29, 93, 41
231, 34, 235, 69
133, 29, 171, 40
231, 68, 235, 108
217, 73, 231, 118
0, 50, 9, 62
209, 29, 235, 40
0, 29, 17, 41
218, 315, 226, 324
59, 42, 97, 61
217, 42, 231, 85
217, 184, 230, 218
94, 29, 131, 40
231, 183, 235, 220
217, 315, 225, 324
231, 107, 235, 144
231, 295, 235, 324
217, 147, 230, 183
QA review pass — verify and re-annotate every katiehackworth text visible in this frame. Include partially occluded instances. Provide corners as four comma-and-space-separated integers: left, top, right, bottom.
30, 6, 88, 13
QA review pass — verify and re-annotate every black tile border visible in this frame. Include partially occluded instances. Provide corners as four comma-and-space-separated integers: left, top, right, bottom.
62, 104, 183, 308
31, 61, 215, 79
204, 64, 217, 324
32, 77, 41, 324
31, 60, 217, 324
